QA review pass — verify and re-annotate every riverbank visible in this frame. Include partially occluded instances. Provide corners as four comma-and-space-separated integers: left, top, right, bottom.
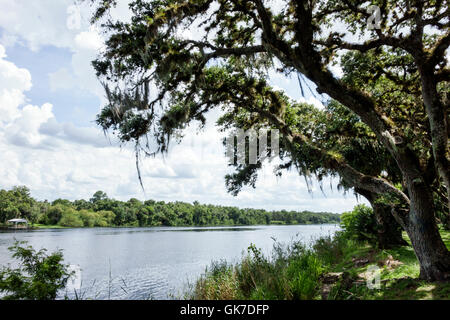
0, 186, 340, 230
0, 224, 65, 230
7, 222, 340, 230
33, 224, 67, 229
188, 228, 450, 300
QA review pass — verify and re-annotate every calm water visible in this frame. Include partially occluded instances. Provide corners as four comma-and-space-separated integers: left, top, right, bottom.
0, 224, 339, 299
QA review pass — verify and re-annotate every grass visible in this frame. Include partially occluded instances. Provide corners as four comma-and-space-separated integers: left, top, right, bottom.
188, 242, 326, 300
188, 228, 450, 300
347, 227, 450, 300
32, 224, 68, 229
0, 223, 68, 229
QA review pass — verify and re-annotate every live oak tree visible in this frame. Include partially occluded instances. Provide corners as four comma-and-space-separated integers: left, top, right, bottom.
220, 99, 408, 248
222, 44, 448, 245
87, 0, 449, 280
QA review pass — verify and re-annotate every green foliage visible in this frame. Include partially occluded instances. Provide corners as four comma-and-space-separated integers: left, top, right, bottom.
190, 232, 357, 300
90, 191, 108, 203
191, 230, 450, 300
287, 252, 324, 300
1, 186, 340, 228
312, 232, 359, 266
0, 241, 73, 300
191, 260, 240, 300
324, 229, 450, 300
0, 186, 37, 224
45, 205, 65, 225
58, 209, 84, 228
84, 0, 440, 203
340, 204, 377, 243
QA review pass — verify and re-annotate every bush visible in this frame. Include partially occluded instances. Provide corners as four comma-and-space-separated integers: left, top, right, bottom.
287, 252, 323, 299
340, 204, 377, 243
190, 241, 327, 300
0, 241, 73, 300
79, 210, 97, 227
97, 210, 115, 226
58, 210, 84, 227
313, 231, 358, 266
45, 205, 66, 225
192, 260, 240, 300
235, 244, 289, 300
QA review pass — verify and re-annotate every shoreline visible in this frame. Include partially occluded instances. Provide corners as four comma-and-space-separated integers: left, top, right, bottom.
0, 222, 340, 231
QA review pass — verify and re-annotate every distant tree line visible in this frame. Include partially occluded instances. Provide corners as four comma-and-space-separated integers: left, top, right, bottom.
0, 186, 340, 227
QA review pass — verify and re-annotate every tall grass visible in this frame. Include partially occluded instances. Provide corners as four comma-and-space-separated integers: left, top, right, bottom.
189, 232, 357, 300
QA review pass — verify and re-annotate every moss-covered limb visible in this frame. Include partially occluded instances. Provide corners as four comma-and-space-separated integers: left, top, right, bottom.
210, 74, 411, 205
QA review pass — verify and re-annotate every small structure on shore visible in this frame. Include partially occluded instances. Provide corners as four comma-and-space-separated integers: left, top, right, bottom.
7, 218, 29, 229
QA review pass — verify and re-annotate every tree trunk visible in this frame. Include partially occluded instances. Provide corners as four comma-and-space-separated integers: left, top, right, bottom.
397, 180, 450, 281
374, 203, 408, 249
419, 67, 450, 214
356, 188, 407, 249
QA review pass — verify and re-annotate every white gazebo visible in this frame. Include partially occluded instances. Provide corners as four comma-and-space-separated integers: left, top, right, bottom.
7, 218, 29, 229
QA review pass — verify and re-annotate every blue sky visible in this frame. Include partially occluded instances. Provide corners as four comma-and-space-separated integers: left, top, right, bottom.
0, 0, 367, 212
4, 43, 100, 126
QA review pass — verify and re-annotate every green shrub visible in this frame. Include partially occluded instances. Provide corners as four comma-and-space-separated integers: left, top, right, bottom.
287, 252, 323, 299
238, 243, 295, 300
191, 260, 240, 300
97, 210, 115, 226
58, 210, 83, 227
190, 241, 328, 300
0, 241, 73, 300
313, 231, 358, 266
44, 205, 66, 225
79, 210, 97, 227
340, 204, 377, 243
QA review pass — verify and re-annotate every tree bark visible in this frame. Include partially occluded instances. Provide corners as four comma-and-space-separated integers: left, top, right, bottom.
396, 179, 450, 281
418, 66, 450, 212
356, 188, 407, 249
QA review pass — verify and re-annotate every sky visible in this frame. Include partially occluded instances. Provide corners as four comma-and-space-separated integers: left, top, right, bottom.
0, 0, 368, 212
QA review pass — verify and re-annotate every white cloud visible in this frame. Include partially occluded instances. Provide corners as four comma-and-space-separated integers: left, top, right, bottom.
0, 44, 110, 151
0, 44, 32, 122
48, 26, 106, 103
0, 0, 86, 51
74, 29, 104, 51
0, 0, 122, 103
5, 103, 54, 148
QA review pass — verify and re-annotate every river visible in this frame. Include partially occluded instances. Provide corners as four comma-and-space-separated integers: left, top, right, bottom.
0, 224, 339, 299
